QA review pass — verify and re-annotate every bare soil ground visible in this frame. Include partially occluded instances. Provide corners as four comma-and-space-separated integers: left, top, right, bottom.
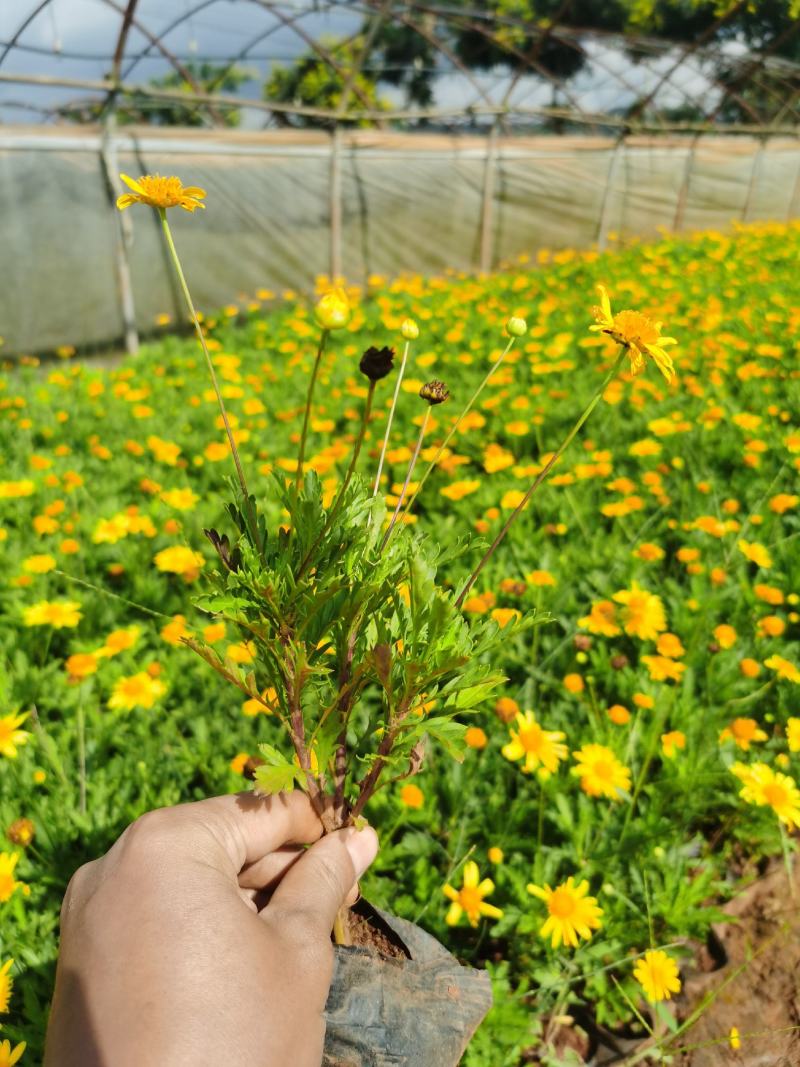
544, 859, 800, 1066
674, 859, 800, 1067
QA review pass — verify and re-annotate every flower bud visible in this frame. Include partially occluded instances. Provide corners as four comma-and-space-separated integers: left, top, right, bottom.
419, 380, 450, 405
400, 318, 419, 340
506, 316, 528, 337
359, 345, 395, 382
315, 287, 351, 330
6, 818, 34, 848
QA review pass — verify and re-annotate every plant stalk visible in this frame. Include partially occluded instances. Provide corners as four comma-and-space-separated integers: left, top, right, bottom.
380, 407, 431, 550
373, 339, 411, 496
159, 210, 261, 553
333, 905, 352, 945
76, 692, 87, 815
297, 382, 376, 579
455, 348, 626, 607
399, 336, 516, 522
296, 328, 330, 491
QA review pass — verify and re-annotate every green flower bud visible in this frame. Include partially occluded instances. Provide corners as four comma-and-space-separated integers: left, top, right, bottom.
506, 316, 528, 337
400, 318, 419, 340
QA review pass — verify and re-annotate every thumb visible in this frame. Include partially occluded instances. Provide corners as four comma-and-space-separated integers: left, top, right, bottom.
267, 825, 379, 940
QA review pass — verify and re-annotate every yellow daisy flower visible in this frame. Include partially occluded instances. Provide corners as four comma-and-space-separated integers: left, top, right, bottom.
578, 599, 621, 637
737, 539, 773, 569
0, 958, 14, 1012
153, 545, 205, 577
0, 1040, 25, 1066
731, 762, 800, 830
0, 713, 30, 759
589, 285, 677, 382
661, 730, 685, 758
116, 173, 206, 212
0, 853, 25, 904
23, 600, 82, 629
719, 717, 768, 751
765, 655, 800, 683
612, 582, 667, 641
443, 861, 503, 927
633, 949, 681, 1002
572, 743, 631, 800
501, 711, 567, 776
108, 672, 167, 712
527, 876, 603, 949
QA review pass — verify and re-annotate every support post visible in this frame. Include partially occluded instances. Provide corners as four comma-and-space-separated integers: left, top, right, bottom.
596, 136, 625, 252
742, 137, 766, 223
479, 122, 499, 273
100, 113, 139, 356
330, 125, 343, 281
672, 136, 698, 233
786, 146, 800, 222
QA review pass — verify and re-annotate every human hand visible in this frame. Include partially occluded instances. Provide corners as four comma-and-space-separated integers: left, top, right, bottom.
44, 792, 378, 1067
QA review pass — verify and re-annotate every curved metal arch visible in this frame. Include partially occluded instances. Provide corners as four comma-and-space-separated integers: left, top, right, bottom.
202, 0, 355, 96
703, 17, 800, 127
98, 0, 204, 90
0, 0, 56, 71
405, 0, 798, 130
399, 1, 633, 127
120, 0, 221, 81
247, 0, 378, 115
358, 0, 501, 114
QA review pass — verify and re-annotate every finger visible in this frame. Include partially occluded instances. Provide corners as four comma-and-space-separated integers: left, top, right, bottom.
238, 845, 305, 890
266, 825, 378, 940
149, 791, 325, 873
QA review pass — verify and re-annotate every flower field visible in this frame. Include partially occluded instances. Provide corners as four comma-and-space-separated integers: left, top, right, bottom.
1, 219, 800, 1063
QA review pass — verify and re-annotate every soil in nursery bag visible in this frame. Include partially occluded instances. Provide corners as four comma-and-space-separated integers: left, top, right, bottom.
323, 898, 493, 1066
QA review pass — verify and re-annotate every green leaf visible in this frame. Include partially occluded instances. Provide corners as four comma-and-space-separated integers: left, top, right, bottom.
420, 716, 468, 762
253, 745, 302, 795
253, 763, 299, 796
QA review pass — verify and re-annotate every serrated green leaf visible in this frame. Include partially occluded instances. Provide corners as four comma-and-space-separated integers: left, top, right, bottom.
253, 762, 300, 796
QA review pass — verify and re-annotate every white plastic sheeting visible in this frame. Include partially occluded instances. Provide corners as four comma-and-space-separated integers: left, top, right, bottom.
1, 127, 799, 354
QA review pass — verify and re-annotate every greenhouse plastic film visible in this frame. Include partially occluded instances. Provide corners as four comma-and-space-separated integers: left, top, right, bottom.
0, 128, 798, 355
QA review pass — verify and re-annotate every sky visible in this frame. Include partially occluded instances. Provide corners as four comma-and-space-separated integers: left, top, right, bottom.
0, 0, 723, 128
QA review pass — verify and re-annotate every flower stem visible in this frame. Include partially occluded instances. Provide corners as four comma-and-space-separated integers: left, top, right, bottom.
296, 328, 330, 491
399, 336, 516, 522
296, 383, 376, 579
333, 905, 352, 945
331, 382, 376, 518
380, 407, 431, 550
780, 823, 796, 901
455, 348, 626, 607
373, 340, 411, 496
159, 210, 260, 552
76, 689, 87, 815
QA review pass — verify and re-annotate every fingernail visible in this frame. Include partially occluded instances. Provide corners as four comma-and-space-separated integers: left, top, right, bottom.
344, 825, 379, 878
